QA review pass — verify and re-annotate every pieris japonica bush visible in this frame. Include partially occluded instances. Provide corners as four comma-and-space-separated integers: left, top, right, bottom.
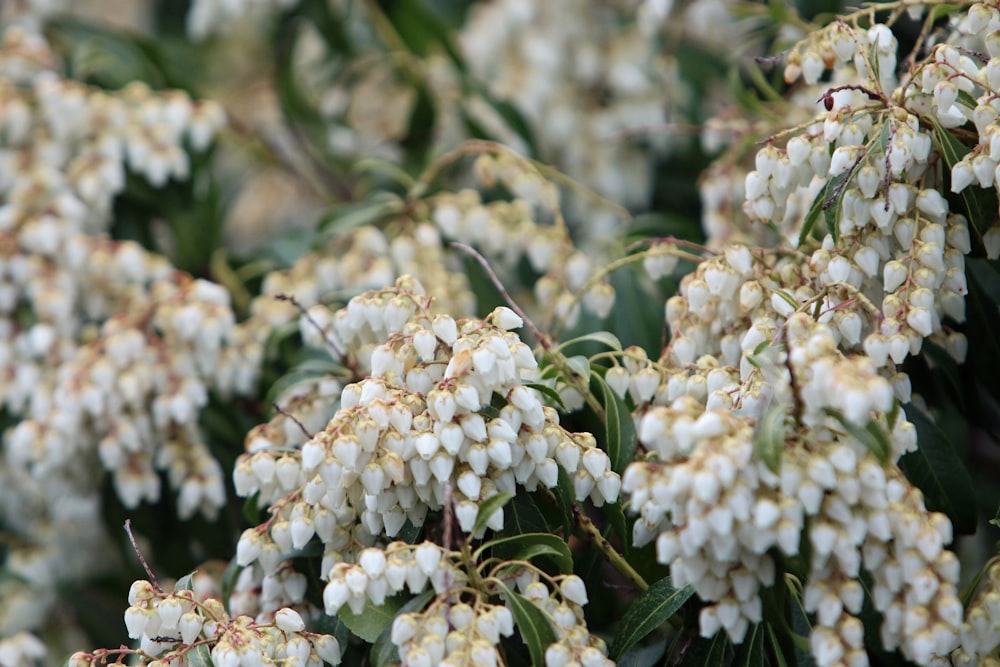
2, 0, 1000, 666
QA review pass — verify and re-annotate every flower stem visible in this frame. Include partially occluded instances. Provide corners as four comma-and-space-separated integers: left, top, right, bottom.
571, 505, 648, 592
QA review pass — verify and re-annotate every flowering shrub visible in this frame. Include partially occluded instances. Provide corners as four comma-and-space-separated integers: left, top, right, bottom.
2, 0, 1000, 666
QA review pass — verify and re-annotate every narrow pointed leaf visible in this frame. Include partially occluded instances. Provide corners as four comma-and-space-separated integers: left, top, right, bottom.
609, 578, 694, 660
497, 581, 557, 667
473, 492, 515, 534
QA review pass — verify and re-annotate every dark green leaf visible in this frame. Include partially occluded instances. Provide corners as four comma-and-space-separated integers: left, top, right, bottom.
496, 581, 557, 666
474, 492, 516, 534
242, 494, 262, 526
732, 623, 766, 667
476, 533, 573, 574
618, 639, 668, 667
799, 174, 839, 246
604, 501, 629, 548
591, 373, 637, 473
755, 401, 786, 474
684, 631, 732, 665
371, 591, 435, 666
901, 406, 977, 535
932, 120, 999, 241
337, 594, 409, 643
554, 467, 575, 537
505, 493, 549, 535
609, 579, 694, 660
966, 259, 1000, 397
525, 382, 567, 410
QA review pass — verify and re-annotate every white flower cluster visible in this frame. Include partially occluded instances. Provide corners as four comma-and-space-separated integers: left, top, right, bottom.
234, 278, 620, 577
388, 570, 609, 667
70, 579, 340, 667
0, 632, 45, 667
431, 159, 616, 331
0, 23, 255, 641
952, 558, 1000, 665
460, 0, 680, 208
391, 597, 514, 667
229, 560, 314, 626
325, 541, 466, 616
623, 301, 964, 665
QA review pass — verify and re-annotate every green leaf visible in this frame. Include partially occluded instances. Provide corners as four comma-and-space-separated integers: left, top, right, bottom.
476, 533, 573, 574
609, 579, 694, 660
371, 591, 435, 666
554, 467, 575, 537
901, 406, 977, 535
824, 409, 890, 463
684, 631, 732, 665
185, 644, 213, 667
754, 402, 786, 474
798, 171, 848, 246
174, 573, 194, 593
966, 259, 1000, 397
618, 639, 668, 667
604, 500, 630, 548
242, 493, 261, 526
525, 382, 567, 410
317, 194, 403, 237
505, 493, 549, 535
591, 373, 638, 473
565, 355, 592, 382
337, 594, 409, 643
496, 581, 557, 666
932, 120, 999, 241
556, 332, 624, 354
732, 623, 766, 666
474, 492, 516, 534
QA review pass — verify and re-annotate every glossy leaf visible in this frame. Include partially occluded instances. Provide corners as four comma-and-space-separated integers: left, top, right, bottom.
591, 372, 637, 473
496, 580, 557, 667
174, 573, 194, 593
556, 331, 624, 354
932, 121, 998, 241
371, 591, 435, 666
473, 491, 515, 534
732, 623, 766, 667
618, 639, 668, 667
609, 578, 694, 660
338, 594, 409, 643
901, 405, 977, 535
475, 533, 573, 574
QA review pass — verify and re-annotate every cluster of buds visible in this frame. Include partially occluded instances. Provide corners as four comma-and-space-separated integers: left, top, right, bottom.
953, 558, 1000, 665
392, 597, 514, 667
0, 632, 45, 667
623, 308, 964, 665
460, 0, 680, 209
430, 152, 616, 331
234, 278, 620, 579
324, 542, 466, 616
389, 568, 609, 667
69, 579, 341, 667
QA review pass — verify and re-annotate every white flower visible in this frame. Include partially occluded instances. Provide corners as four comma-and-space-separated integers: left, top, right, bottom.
275, 607, 306, 633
